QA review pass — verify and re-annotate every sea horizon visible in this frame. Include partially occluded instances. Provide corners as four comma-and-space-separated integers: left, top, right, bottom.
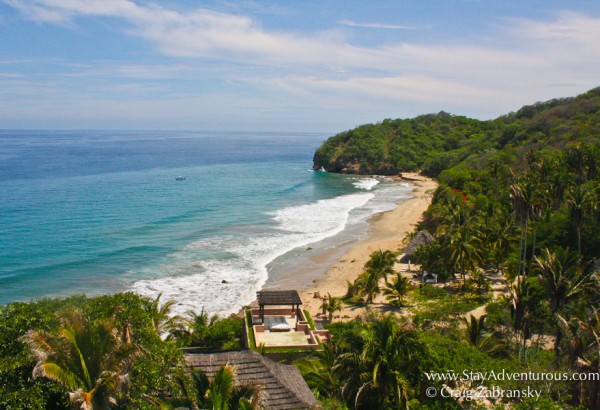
0, 129, 412, 315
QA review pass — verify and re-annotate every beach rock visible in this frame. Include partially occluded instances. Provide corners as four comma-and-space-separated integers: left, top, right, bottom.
346, 164, 360, 174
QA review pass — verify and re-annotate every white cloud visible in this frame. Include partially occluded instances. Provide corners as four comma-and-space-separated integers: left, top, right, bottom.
3, 0, 72, 24
8, 3, 598, 71
297, 75, 495, 102
3, 1, 600, 124
0, 72, 23, 78
338, 19, 426, 30
57, 62, 194, 80
509, 11, 600, 44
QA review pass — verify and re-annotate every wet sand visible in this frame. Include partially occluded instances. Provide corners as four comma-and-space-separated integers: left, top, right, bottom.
291, 173, 437, 319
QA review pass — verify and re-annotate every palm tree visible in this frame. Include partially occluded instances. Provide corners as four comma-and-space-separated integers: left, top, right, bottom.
382, 273, 410, 307
566, 185, 593, 254
548, 165, 570, 210
295, 344, 342, 400
484, 217, 516, 273
145, 293, 182, 338
557, 315, 589, 366
206, 365, 235, 410
510, 178, 537, 275
21, 308, 139, 409
506, 275, 534, 360
324, 293, 343, 322
329, 314, 428, 409
565, 144, 586, 183
463, 314, 510, 358
334, 350, 367, 407
204, 365, 264, 410
356, 314, 424, 409
534, 247, 598, 356
534, 247, 597, 315
343, 279, 361, 303
582, 143, 599, 181
145, 369, 202, 410
356, 250, 396, 304
449, 225, 482, 289
433, 193, 468, 235
355, 271, 381, 305
171, 308, 218, 347
556, 313, 600, 408
161, 365, 263, 410
464, 314, 487, 347
364, 250, 396, 280
320, 298, 328, 316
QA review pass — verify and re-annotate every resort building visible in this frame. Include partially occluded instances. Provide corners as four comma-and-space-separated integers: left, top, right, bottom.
398, 229, 435, 264
184, 350, 319, 409
183, 291, 327, 409
246, 290, 330, 349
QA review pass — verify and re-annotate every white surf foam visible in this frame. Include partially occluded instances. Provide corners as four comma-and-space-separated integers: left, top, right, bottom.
352, 177, 379, 190
131, 192, 374, 317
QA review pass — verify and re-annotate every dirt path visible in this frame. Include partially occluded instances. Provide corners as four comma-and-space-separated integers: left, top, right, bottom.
464, 271, 509, 319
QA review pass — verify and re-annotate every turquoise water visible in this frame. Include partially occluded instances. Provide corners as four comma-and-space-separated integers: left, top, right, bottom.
0, 130, 412, 314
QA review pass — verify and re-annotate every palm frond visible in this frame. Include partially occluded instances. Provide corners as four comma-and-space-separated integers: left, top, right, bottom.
35, 361, 83, 391
20, 329, 56, 361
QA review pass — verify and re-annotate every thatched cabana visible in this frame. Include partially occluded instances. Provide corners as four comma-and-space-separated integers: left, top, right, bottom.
256, 290, 302, 323
399, 229, 435, 263
185, 350, 318, 409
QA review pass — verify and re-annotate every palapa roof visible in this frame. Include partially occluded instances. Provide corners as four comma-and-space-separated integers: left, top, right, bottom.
257, 290, 302, 307
400, 230, 435, 260
185, 350, 318, 410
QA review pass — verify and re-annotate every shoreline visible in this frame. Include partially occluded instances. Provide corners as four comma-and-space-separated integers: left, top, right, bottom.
295, 173, 437, 319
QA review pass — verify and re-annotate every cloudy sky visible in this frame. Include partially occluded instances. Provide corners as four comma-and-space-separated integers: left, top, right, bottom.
1, 0, 599, 132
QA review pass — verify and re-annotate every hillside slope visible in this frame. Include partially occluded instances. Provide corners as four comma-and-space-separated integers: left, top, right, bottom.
313, 87, 600, 177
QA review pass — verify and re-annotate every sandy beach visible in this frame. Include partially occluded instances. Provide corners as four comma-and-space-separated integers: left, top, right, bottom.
297, 173, 438, 320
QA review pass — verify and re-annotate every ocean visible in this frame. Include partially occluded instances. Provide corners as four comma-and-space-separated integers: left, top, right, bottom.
0, 130, 413, 315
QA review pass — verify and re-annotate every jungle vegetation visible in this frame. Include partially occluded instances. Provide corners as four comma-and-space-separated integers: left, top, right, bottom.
306, 88, 600, 409
313, 87, 600, 177
0, 293, 245, 409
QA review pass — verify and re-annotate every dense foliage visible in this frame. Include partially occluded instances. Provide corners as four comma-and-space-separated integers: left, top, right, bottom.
298, 282, 599, 409
0, 293, 244, 409
310, 88, 600, 408
313, 87, 600, 176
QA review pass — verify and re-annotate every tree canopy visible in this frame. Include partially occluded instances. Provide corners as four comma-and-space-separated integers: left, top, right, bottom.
313, 87, 600, 177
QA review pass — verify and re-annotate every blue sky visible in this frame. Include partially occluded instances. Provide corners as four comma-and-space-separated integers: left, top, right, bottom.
1, 1, 600, 132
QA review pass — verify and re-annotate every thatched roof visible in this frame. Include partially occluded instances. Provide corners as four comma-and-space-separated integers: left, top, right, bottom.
257, 290, 302, 307
399, 230, 435, 262
185, 350, 318, 409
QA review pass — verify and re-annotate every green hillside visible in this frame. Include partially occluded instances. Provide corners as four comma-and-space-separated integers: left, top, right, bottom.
315, 87, 600, 263
313, 87, 600, 178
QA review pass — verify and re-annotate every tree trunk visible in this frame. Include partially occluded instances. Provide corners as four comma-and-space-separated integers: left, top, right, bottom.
461, 256, 466, 289
522, 217, 529, 276
530, 218, 537, 271
554, 327, 562, 362
517, 221, 524, 276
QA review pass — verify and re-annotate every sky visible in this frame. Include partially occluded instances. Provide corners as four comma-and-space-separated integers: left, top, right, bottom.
1, 1, 600, 132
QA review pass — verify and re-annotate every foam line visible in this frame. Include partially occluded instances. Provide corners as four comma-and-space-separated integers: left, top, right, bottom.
132, 192, 374, 316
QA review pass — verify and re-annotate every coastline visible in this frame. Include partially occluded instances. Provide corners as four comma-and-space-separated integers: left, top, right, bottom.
296, 173, 437, 319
